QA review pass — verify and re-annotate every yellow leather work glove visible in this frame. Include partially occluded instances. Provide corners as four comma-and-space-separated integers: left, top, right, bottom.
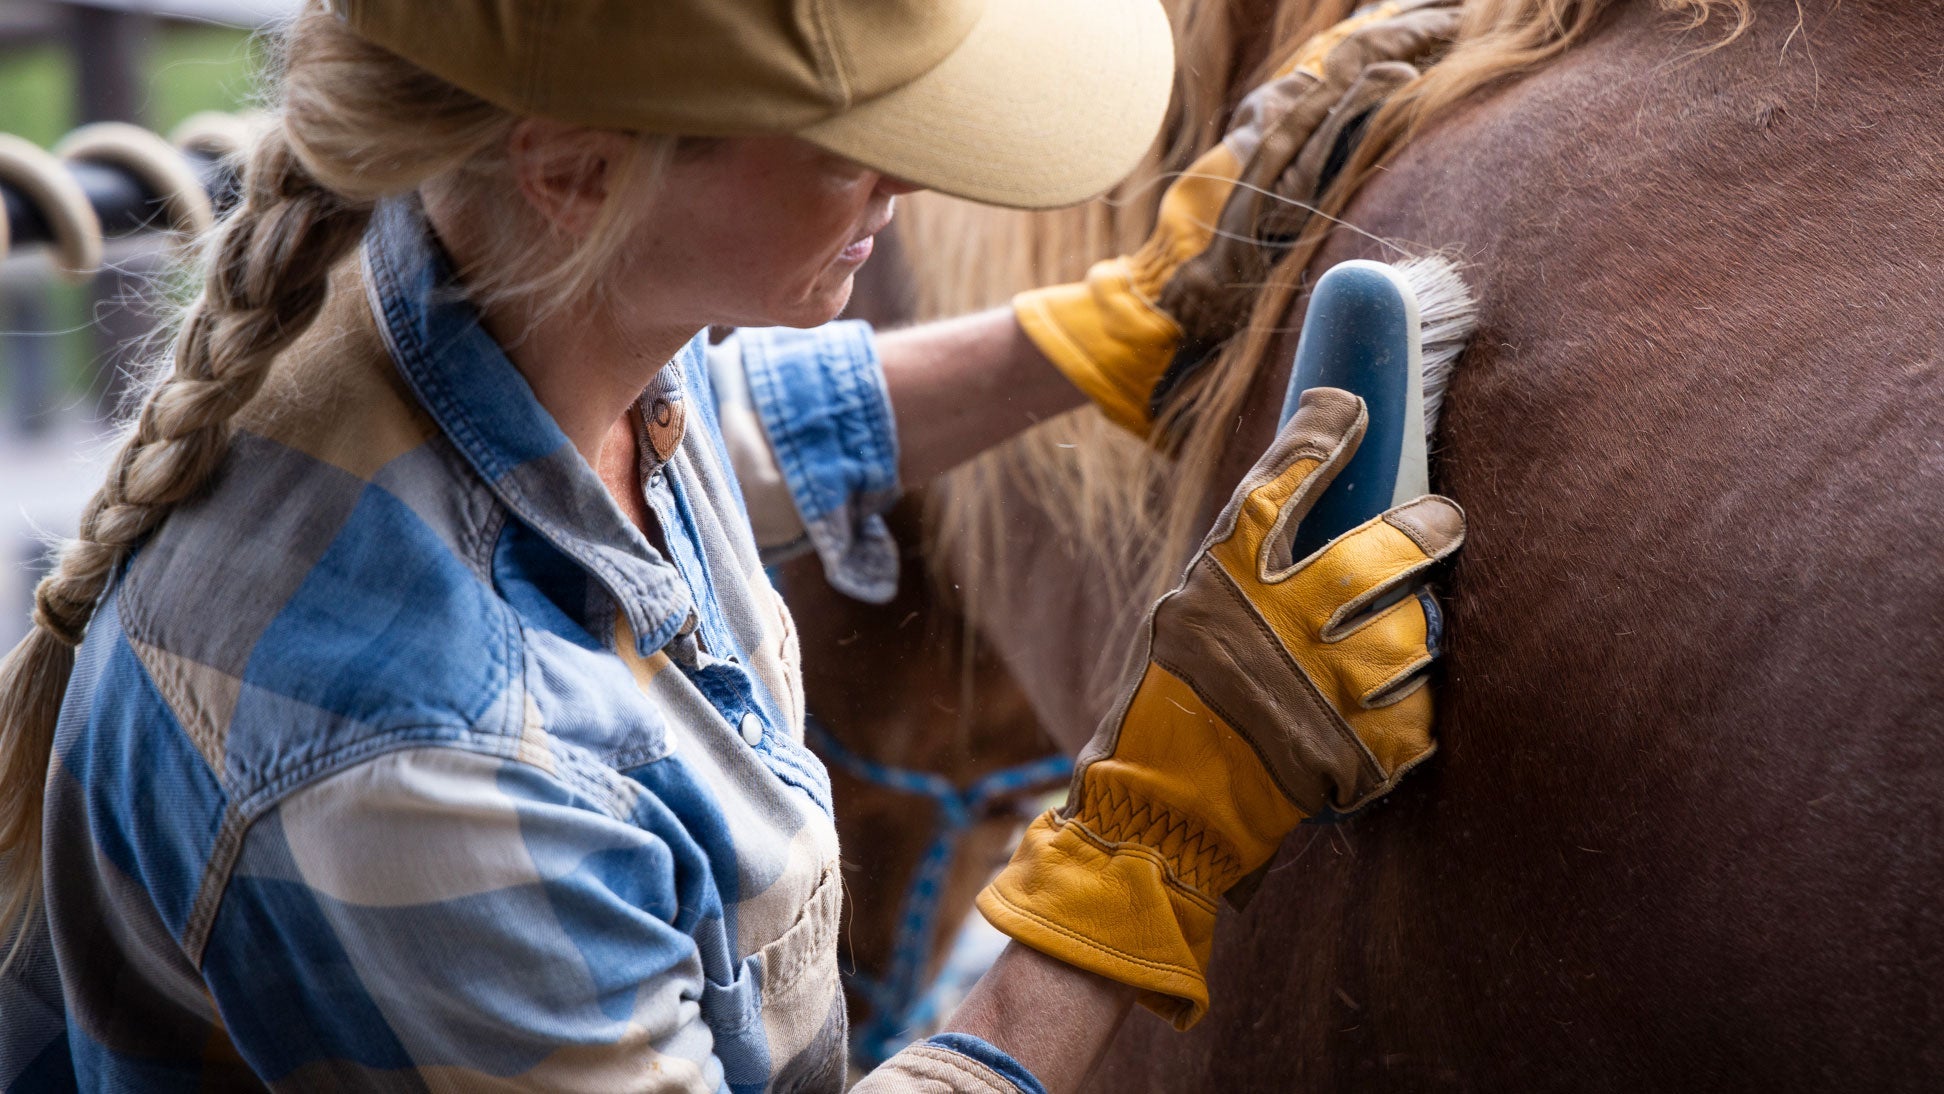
975, 387, 1465, 1029
1013, 0, 1460, 436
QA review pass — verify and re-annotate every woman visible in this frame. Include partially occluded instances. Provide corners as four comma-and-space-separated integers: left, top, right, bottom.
0, 0, 1463, 1090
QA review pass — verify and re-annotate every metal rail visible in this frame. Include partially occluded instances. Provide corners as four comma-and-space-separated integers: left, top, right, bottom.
2, 149, 234, 247
0, 116, 251, 280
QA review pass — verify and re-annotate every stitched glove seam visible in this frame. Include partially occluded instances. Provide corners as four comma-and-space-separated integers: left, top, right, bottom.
1196, 560, 1387, 789
1071, 780, 1244, 897
1050, 810, 1222, 912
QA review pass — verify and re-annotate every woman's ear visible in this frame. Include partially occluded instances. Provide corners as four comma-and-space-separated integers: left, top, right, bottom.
507, 118, 630, 237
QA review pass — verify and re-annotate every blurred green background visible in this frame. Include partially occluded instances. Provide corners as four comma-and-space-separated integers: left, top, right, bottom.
0, 23, 258, 147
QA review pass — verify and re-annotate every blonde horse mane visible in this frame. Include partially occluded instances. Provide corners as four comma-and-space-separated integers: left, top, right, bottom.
908, 0, 1752, 697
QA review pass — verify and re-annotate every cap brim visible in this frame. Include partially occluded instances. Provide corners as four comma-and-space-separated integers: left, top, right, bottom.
797, 0, 1175, 210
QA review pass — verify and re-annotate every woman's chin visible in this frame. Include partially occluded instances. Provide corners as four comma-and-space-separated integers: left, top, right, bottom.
782, 280, 857, 329
736, 271, 858, 331
820, 275, 858, 320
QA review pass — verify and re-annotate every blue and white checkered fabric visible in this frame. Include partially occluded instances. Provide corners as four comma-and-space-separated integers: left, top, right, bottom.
0, 196, 1039, 1093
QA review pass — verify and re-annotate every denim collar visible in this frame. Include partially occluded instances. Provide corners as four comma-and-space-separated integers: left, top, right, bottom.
360, 195, 695, 655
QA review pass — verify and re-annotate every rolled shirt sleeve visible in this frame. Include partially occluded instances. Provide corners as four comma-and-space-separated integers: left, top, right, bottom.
711, 322, 902, 604
858, 1033, 1051, 1093
202, 747, 723, 1091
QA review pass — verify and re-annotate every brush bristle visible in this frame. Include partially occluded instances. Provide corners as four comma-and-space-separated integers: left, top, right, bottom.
1395, 254, 1477, 441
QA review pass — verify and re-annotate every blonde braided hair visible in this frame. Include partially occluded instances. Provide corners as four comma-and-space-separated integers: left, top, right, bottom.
0, 2, 673, 962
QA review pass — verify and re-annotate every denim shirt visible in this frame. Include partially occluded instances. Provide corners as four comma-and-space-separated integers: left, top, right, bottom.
0, 198, 1041, 1094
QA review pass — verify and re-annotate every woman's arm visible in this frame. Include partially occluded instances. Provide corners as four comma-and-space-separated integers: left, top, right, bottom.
876, 308, 1084, 488
944, 943, 1139, 1092
851, 942, 1137, 1094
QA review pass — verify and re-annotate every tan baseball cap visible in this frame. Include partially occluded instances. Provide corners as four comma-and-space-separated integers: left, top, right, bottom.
325, 0, 1175, 209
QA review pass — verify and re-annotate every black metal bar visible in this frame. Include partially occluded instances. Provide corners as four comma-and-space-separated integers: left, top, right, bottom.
1, 149, 236, 251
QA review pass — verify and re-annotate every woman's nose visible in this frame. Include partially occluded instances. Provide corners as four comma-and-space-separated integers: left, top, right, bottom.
876, 174, 925, 197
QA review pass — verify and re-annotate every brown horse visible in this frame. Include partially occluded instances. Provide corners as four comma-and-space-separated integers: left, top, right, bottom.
1091, 2, 1944, 1088
797, 0, 1944, 1087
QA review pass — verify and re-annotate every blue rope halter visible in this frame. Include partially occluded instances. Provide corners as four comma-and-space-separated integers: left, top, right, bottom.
804, 714, 1073, 1067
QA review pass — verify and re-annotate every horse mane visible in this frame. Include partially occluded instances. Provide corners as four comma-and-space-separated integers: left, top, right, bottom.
907, 0, 1752, 698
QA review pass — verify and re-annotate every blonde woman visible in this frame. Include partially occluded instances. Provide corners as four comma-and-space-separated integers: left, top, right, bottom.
0, 1, 1464, 1090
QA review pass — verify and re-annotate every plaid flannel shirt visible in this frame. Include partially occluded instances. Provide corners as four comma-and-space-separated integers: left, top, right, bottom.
0, 197, 1042, 1094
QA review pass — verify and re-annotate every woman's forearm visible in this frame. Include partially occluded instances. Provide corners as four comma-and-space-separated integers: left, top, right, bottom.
942, 942, 1138, 1093
877, 308, 1086, 487
871, 313, 1132, 1087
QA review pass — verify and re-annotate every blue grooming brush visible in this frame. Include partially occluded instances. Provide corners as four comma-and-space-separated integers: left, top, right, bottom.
1264, 257, 1472, 832
1279, 257, 1471, 559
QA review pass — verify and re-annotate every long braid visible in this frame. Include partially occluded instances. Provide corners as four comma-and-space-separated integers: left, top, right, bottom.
0, 124, 372, 963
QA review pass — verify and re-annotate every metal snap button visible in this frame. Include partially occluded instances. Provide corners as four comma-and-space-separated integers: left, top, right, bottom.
739, 712, 763, 746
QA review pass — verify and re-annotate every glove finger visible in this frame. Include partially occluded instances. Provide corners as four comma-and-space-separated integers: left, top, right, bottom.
1233, 6, 1444, 177
1262, 0, 1452, 82
1239, 1, 1448, 159
1318, 587, 1440, 709
1225, 60, 1324, 153
1230, 67, 1366, 231
1351, 672, 1437, 786
1210, 497, 1458, 711
1281, 493, 1465, 625
1251, 62, 1423, 248
1258, 61, 1421, 244
1325, 6, 1464, 80
1205, 387, 1366, 575
1221, 69, 1333, 190
1287, 590, 1439, 788
1263, 10, 1376, 82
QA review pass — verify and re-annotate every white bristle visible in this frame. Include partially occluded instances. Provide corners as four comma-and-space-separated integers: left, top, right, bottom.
1394, 254, 1477, 442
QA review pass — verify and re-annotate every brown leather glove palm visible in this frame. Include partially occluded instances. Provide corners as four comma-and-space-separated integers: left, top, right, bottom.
1012, 0, 1461, 436
976, 388, 1465, 1028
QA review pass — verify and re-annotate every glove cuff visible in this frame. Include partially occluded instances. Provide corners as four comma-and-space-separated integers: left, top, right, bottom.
1013, 265, 1183, 437
976, 810, 1216, 1030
